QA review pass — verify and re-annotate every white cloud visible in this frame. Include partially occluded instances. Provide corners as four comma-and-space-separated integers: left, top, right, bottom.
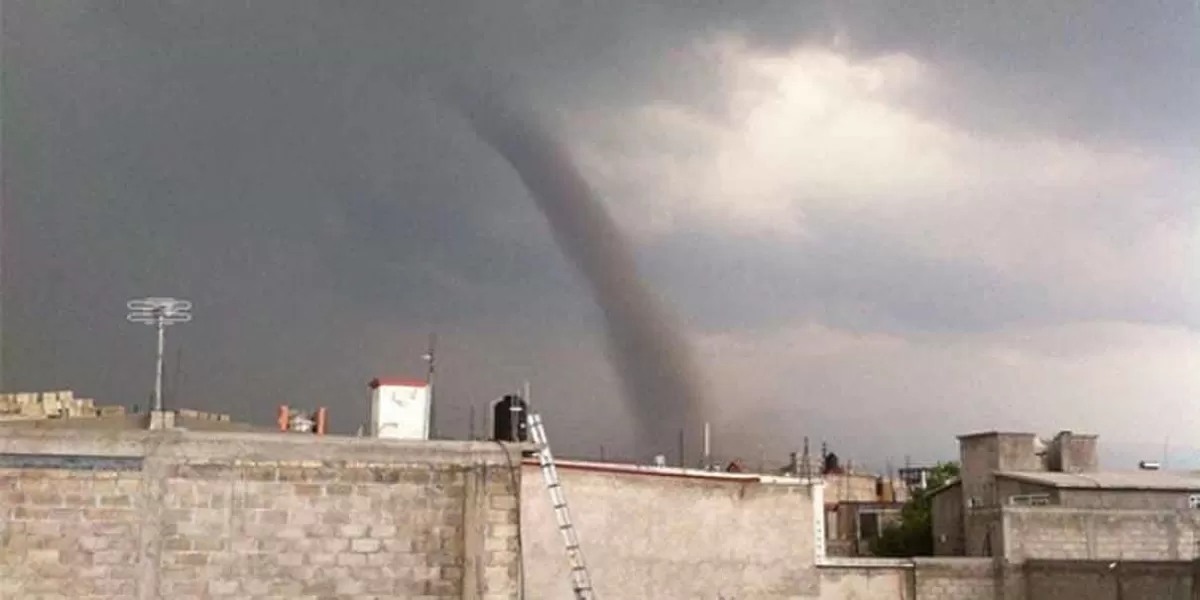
559, 34, 1192, 327
567, 36, 1158, 239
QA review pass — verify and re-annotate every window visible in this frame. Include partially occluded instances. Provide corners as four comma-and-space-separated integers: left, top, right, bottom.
1008, 494, 1051, 507
858, 512, 880, 539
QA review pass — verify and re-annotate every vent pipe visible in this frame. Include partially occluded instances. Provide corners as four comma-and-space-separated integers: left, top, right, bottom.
314, 407, 327, 435
703, 422, 712, 470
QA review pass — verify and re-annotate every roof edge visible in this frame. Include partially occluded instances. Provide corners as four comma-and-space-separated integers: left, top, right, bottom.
926, 477, 962, 497
957, 431, 1036, 440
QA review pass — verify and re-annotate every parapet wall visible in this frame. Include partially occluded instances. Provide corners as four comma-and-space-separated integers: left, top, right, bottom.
1024, 560, 1198, 600
0, 428, 523, 599
521, 461, 823, 599
817, 558, 996, 599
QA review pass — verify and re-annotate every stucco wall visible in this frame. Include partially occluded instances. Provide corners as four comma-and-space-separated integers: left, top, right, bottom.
932, 485, 964, 556
521, 463, 822, 599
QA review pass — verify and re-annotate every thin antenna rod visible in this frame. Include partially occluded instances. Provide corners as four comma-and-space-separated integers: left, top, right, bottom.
171, 348, 183, 411
423, 332, 437, 439
468, 404, 476, 441
678, 428, 685, 468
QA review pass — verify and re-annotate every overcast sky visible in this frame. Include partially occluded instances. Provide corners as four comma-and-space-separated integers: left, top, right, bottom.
2, 1, 1197, 469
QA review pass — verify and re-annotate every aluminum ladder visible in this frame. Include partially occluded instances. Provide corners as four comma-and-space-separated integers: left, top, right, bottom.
527, 413, 597, 600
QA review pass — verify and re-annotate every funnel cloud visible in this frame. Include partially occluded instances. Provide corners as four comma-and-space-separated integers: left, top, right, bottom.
452, 89, 708, 457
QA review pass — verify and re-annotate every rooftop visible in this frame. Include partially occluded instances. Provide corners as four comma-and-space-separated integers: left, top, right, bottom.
956, 431, 1038, 440
996, 470, 1200, 492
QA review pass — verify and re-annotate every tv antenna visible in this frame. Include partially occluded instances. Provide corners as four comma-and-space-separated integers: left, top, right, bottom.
126, 297, 192, 413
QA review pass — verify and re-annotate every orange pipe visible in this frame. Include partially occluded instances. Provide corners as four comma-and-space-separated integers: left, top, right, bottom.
277, 405, 290, 431
314, 407, 327, 435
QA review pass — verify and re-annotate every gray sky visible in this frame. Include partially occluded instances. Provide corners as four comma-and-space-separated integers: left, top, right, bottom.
2, 1, 1197, 469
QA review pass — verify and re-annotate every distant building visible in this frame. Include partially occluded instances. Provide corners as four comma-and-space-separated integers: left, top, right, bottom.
931, 429, 1200, 563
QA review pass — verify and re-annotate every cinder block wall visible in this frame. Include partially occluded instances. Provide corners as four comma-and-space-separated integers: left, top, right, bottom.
911, 558, 997, 599
1004, 507, 1200, 563
1025, 560, 1196, 600
0, 428, 523, 599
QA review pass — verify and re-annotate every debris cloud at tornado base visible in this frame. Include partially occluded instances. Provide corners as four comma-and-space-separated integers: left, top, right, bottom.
452, 89, 708, 458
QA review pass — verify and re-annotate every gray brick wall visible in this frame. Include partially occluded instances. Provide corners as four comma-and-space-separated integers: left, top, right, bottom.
1004, 506, 1200, 562
0, 468, 144, 598
0, 429, 522, 599
913, 558, 996, 600
1024, 560, 1195, 600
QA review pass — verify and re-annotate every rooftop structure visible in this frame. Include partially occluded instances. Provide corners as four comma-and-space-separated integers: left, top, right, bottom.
933, 428, 1200, 561
993, 469, 1200, 492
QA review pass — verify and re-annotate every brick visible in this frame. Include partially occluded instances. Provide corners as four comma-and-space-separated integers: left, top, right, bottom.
336, 552, 367, 567
277, 552, 304, 567
351, 538, 382, 553
339, 523, 369, 538
370, 524, 398, 538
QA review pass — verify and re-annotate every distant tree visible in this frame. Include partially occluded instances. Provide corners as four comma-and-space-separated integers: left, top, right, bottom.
870, 461, 960, 557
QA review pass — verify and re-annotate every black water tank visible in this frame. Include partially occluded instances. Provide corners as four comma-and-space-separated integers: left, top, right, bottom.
823, 452, 842, 474
491, 395, 529, 442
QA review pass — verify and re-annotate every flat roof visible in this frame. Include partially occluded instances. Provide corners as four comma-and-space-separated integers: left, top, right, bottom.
996, 470, 1200, 492
956, 431, 1037, 440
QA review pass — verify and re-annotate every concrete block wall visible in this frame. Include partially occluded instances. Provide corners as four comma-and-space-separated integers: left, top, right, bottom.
911, 558, 996, 599
0, 428, 523, 599
818, 561, 912, 599
0, 467, 144, 598
1004, 507, 1200, 563
1024, 560, 1196, 600
815, 558, 997, 599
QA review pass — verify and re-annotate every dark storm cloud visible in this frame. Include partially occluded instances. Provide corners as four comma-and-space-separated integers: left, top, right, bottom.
823, 0, 1200, 147
2, 0, 1195, 464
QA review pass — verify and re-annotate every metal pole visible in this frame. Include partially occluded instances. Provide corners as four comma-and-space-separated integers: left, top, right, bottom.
424, 333, 437, 439
468, 404, 476, 440
154, 312, 165, 412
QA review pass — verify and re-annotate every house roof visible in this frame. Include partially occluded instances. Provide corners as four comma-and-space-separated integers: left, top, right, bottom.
995, 470, 1200, 492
